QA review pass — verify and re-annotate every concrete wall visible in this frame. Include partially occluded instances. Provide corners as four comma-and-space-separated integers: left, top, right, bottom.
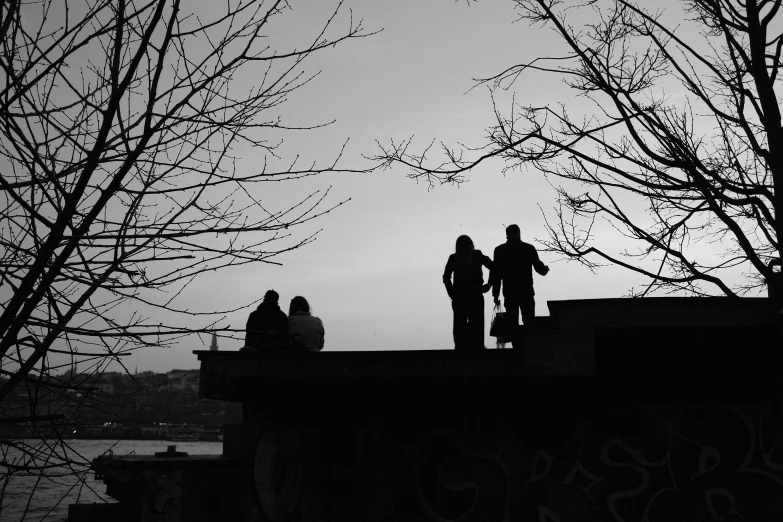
194, 297, 783, 522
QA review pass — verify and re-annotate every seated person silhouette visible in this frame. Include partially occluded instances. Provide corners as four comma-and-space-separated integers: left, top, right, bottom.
490, 224, 549, 350
243, 290, 288, 351
288, 296, 325, 353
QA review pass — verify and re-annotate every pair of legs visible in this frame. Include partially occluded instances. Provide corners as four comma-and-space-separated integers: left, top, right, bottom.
504, 295, 535, 349
452, 290, 485, 352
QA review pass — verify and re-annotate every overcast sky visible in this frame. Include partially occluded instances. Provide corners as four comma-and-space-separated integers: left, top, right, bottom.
109, 0, 708, 372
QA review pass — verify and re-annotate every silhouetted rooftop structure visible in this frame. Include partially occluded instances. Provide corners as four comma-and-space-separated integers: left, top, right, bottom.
82, 297, 783, 522
196, 297, 781, 403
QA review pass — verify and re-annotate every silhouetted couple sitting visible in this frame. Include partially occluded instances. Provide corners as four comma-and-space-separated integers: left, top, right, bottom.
443, 224, 549, 352
243, 291, 325, 354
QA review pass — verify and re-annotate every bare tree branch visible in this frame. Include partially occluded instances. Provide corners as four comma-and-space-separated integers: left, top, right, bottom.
374, 0, 782, 299
1, 0, 377, 517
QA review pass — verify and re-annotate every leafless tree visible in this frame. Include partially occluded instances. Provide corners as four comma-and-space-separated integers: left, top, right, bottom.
0, 0, 374, 517
375, 0, 783, 299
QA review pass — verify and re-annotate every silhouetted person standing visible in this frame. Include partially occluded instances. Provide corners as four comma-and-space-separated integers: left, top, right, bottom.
490, 225, 549, 349
443, 235, 492, 351
244, 290, 288, 350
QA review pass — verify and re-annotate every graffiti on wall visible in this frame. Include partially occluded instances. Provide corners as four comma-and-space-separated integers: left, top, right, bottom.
405, 402, 783, 522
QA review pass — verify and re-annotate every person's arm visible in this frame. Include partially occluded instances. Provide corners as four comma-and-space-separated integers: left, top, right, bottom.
317, 319, 325, 351
287, 317, 296, 343
490, 247, 501, 303
276, 311, 289, 342
481, 252, 493, 271
289, 318, 310, 352
532, 246, 550, 275
442, 255, 455, 298
481, 252, 493, 293
245, 310, 265, 347
244, 314, 254, 347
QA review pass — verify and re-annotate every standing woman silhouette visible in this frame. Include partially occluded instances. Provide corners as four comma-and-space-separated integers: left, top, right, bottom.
442, 235, 493, 351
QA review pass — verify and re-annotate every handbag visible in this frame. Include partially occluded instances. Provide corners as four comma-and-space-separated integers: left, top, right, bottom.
490, 305, 512, 344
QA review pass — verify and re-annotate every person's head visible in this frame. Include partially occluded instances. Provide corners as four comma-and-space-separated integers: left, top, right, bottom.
263, 290, 279, 303
455, 235, 475, 255
506, 224, 521, 241
289, 296, 310, 316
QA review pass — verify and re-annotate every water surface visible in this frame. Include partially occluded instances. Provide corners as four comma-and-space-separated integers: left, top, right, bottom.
1, 439, 222, 522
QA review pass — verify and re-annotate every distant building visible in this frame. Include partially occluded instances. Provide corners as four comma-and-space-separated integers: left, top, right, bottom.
134, 394, 153, 413
210, 332, 219, 351
165, 369, 199, 392
166, 369, 191, 381
94, 381, 116, 395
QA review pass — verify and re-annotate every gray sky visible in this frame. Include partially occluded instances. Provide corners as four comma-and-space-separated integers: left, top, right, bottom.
116, 0, 713, 372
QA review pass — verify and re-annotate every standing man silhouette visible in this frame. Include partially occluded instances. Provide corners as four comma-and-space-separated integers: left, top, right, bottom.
490, 225, 549, 349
